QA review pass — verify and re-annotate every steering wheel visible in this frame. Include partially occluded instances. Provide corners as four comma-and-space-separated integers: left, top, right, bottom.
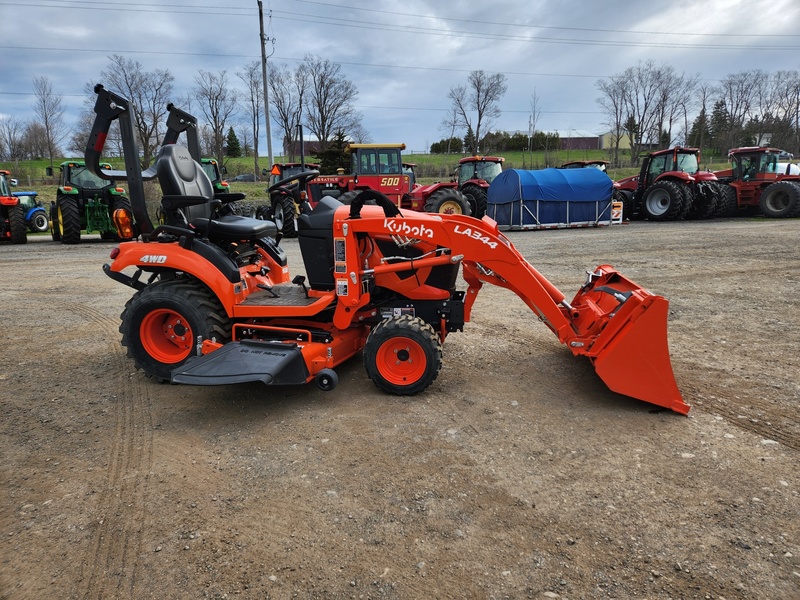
266, 169, 320, 195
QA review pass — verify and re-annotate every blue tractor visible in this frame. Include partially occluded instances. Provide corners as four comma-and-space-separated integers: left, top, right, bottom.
13, 191, 49, 233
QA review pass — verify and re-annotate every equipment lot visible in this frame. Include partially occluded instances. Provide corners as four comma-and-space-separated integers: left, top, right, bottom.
1, 219, 798, 598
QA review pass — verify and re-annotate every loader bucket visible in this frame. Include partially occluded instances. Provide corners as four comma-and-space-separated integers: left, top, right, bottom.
569, 266, 690, 414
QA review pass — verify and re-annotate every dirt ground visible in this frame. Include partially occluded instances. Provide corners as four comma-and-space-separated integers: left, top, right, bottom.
1, 218, 798, 600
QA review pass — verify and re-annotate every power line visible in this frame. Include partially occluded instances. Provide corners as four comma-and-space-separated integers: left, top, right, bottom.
294, 0, 800, 39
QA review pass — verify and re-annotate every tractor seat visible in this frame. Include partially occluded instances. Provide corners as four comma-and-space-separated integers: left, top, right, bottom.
155, 144, 274, 241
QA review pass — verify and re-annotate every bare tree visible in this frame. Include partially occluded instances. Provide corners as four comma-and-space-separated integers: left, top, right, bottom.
269, 62, 307, 161
23, 121, 49, 160
194, 70, 239, 164
596, 74, 627, 166
303, 54, 362, 152
438, 105, 461, 154
32, 75, 68, 167
99, 54, 174, 167
0, 115, 26, 161
717, 70, 760, 152
447, 70, 508, 154
236, 61, 262, 174
527, 89, 542, 167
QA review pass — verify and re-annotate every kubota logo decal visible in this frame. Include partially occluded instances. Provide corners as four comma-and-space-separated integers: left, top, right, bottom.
453, 225, 498, 249
383, 218, 434, 239
140, 255, 168, 263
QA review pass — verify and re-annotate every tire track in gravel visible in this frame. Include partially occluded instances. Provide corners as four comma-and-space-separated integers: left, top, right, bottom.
66, 302, 154, 599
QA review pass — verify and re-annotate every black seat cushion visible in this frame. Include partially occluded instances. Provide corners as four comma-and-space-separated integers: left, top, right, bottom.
191, 215, 277, 241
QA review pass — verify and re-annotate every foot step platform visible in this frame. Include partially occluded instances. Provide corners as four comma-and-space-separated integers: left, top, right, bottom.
171, 339, 309, 385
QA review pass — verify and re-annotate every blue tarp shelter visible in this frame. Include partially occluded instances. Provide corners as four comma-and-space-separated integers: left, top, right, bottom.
487, 168, 614, 230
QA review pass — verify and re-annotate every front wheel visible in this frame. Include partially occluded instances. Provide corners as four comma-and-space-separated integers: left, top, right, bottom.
271, 194, 298, 237
120, 278, 232, 382
50, 204, 61, 241
460, 184, 487, 219
363, 315, 442, 395
642, 181, 684, 221
424, 188, 471, 216
759, 181, 800, 218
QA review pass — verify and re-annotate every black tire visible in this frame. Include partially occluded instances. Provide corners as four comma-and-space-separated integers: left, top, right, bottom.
120, 278, 232, 382
30, 211, 50, 233
759, 181, 800, 218
255, 205, 271, 220
8, 205, 27, 244
337, 190, 375, 206
363, 315, 442, 395
714, 184, 739, 217
424, 188, 471, 216
616, 190, 637, 221
272, 194, 298, 238
642, 181, 684, 221
686, 183, 717, 220
57, 194, 82, 244
337, 190, 359, 206
50, 204, 61, 241
460, 184, 487, 219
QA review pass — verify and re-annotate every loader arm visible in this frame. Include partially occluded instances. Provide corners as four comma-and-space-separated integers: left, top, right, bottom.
336, 207, 689, 414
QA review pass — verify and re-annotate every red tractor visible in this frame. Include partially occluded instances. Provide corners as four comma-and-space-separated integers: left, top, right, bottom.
452, 155, 504, 219
614, 147, 721, 221
0, 170, 27, 244
310, 143, 472, 214
713, 147, 800, 218
85, 84, 689, 414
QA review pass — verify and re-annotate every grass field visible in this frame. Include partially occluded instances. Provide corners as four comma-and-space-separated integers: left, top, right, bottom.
2, 149, 732, 202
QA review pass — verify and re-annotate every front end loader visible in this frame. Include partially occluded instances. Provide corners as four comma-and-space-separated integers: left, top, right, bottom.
87, 85, 689, 415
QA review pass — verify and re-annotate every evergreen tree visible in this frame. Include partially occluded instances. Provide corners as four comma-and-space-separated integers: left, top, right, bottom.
313, 130, 350, 173
687, 107, 711, 150
709, 100, 730, 155
225, 127, 241, 158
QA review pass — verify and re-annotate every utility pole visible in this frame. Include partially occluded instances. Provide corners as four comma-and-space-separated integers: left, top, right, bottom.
258, 0, 274, 165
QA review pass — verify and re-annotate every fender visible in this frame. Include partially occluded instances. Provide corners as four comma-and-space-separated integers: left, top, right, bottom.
107, 241, 242, 316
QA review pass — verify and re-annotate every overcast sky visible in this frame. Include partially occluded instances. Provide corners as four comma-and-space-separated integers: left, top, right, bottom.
1, 0, 799, 157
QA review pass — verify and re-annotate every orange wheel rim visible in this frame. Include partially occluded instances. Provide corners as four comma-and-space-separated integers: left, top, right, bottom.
376, 336, 427, 385
140, 309, 193, 364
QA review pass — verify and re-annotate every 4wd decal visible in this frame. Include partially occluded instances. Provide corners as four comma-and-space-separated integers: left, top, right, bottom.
453, 225, 498, 249
140, 255, 168, 264
383, 218, 434, 239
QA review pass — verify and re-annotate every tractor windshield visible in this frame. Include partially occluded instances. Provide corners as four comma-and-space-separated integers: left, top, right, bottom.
0, 174, 9, 196
68, 165, 109, 190
202, 162, 221, 183
676, 152, 699, 174
459, 160, 502, 185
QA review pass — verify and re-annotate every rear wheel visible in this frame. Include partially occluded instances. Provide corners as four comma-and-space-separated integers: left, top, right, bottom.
461, 184, 487, 219
714, 184, 739, 217
759, 181, 800, 218
642, 181, 684, 221
50, 204, 61, 241
364, 315, 442, 395
120, 278, 232, 382
8, 205, 27, 244
686, 183, 717, 220
57, 194, 82, 244
424, 188, 471, 216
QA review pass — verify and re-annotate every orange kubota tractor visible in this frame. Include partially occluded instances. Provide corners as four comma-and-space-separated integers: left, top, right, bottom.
86, 85, 689, 414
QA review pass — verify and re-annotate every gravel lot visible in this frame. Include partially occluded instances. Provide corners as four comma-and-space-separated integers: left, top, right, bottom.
1, 217, 798, 599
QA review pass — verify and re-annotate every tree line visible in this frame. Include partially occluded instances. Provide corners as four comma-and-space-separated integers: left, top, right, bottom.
2, 55, 799, 171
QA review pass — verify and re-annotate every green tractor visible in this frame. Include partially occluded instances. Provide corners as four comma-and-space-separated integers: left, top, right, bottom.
47, 160, 132, 244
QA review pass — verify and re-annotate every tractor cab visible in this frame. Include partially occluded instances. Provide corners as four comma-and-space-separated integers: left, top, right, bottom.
454, 156, 504, 187
200, 158, 230, 193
